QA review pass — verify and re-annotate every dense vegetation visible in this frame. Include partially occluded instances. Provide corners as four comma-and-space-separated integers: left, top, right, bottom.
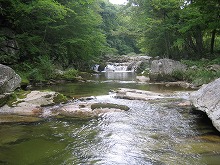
0, 0, 137, 81
128, 0, 220, 59
0, 0, 220, 84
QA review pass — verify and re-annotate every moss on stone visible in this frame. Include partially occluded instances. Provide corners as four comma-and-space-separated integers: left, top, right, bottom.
53, 93, 68, 104
6, 90, 31, 107
91, 103, 129, 111
0, 95, 10, 107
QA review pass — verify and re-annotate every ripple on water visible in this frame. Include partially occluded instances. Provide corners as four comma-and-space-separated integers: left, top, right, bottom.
1, 91, 220, 164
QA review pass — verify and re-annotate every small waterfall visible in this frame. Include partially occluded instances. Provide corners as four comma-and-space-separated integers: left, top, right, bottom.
92, 64, 100, 72
104, 63, 130, 72
92, 55, 151, 72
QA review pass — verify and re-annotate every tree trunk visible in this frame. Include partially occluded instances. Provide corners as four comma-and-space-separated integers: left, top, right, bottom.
186, 34, 197, 53
210, 29, 216, 54
194, 28, 204, 58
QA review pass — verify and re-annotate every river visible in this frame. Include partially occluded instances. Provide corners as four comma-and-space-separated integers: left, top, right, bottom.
0, 72, 220, 164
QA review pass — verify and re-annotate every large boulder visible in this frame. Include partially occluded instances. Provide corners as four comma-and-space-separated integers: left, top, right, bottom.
0, 64, 21, 94
190, 78, 220, 132
149, 58, 187, 82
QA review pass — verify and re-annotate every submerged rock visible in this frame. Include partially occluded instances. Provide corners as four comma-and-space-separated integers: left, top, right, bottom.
54, 101, 129, 118
190, 78, 220, 132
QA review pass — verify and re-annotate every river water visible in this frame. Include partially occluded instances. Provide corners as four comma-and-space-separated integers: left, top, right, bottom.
0, 72, 220, 165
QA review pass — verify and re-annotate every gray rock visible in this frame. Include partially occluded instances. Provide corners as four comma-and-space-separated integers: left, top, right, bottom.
0, 64, 21, 94
190, 78, 220, 132
149, 58, 187, 82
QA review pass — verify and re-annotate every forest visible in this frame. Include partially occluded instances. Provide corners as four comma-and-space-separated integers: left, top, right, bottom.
0, 0, 220, 83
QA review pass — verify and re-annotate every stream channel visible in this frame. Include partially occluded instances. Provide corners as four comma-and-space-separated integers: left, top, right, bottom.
1, 71, 220, 164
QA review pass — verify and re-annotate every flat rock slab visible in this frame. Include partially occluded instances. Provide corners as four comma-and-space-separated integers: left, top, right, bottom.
190, 78, 220, 132
115, 88, 172, 101
0, 90, 61, 116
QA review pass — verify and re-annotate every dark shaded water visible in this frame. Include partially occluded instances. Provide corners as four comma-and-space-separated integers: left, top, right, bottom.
0, 72, 220, 164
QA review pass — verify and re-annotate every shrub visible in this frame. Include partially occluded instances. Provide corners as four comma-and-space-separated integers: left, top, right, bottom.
180, 58, 220, 86
62, 69, 78, 80
171, 70, 184, 81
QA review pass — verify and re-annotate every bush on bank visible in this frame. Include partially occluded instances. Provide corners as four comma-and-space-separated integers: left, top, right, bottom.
171, 58, 220, 86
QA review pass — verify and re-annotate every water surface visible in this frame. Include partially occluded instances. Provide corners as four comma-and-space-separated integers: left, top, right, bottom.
0, 72, 220, 164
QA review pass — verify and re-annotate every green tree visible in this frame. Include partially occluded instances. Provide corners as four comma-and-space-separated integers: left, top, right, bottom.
99, 0, 139, 55
0, 0, 108, 70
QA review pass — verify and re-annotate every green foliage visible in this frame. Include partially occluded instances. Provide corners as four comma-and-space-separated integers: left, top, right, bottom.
62, 69, 78, 80
6, 90, 31, 107
0, 0, 110, 72
128, 0, 220, 59
171, 70, 185, 81
0, 94, 10, 107
99, 0, 139, 55
180, 58, 220, 86
184, 69, 220, 86
136, 62, 150, 74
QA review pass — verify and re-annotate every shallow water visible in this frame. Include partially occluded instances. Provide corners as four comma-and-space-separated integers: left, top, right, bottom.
0, 72, 220, 164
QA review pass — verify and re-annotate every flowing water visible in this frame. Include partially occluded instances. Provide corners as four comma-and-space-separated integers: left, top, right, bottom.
0, 72, 220, 165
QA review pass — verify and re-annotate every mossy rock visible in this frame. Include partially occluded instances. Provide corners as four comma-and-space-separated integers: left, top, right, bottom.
6, 90, 31, 107
0, 94, 10, 107
53, 93, 68, 104
91, 103, 129, 111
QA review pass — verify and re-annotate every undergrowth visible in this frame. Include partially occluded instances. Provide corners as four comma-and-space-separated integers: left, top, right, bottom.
177, 58, 220, 86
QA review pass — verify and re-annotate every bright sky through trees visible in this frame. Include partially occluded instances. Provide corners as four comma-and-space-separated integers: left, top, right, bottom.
109, 0, 128, 5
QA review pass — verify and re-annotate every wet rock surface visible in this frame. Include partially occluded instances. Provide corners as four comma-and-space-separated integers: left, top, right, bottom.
55, 102, 129, 118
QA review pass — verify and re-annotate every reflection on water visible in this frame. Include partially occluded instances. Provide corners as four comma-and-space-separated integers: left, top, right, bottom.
34, 72, 188, 98
0, 72, 220, 164
104, 71, 136, 81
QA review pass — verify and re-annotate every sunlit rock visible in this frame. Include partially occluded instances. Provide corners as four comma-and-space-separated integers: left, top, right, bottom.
136, 76, 150, 83
0, 90, 67, 116
149, 58, 187, 82
0, 64, 21, 94
115, 88, 169, 101
190, 78, 220, 132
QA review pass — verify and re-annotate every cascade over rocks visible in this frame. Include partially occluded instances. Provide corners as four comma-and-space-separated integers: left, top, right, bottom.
96, 55, 151, 72
190, 78, 220, 132
0, 64, 21, 94
149, 58, 187, 82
